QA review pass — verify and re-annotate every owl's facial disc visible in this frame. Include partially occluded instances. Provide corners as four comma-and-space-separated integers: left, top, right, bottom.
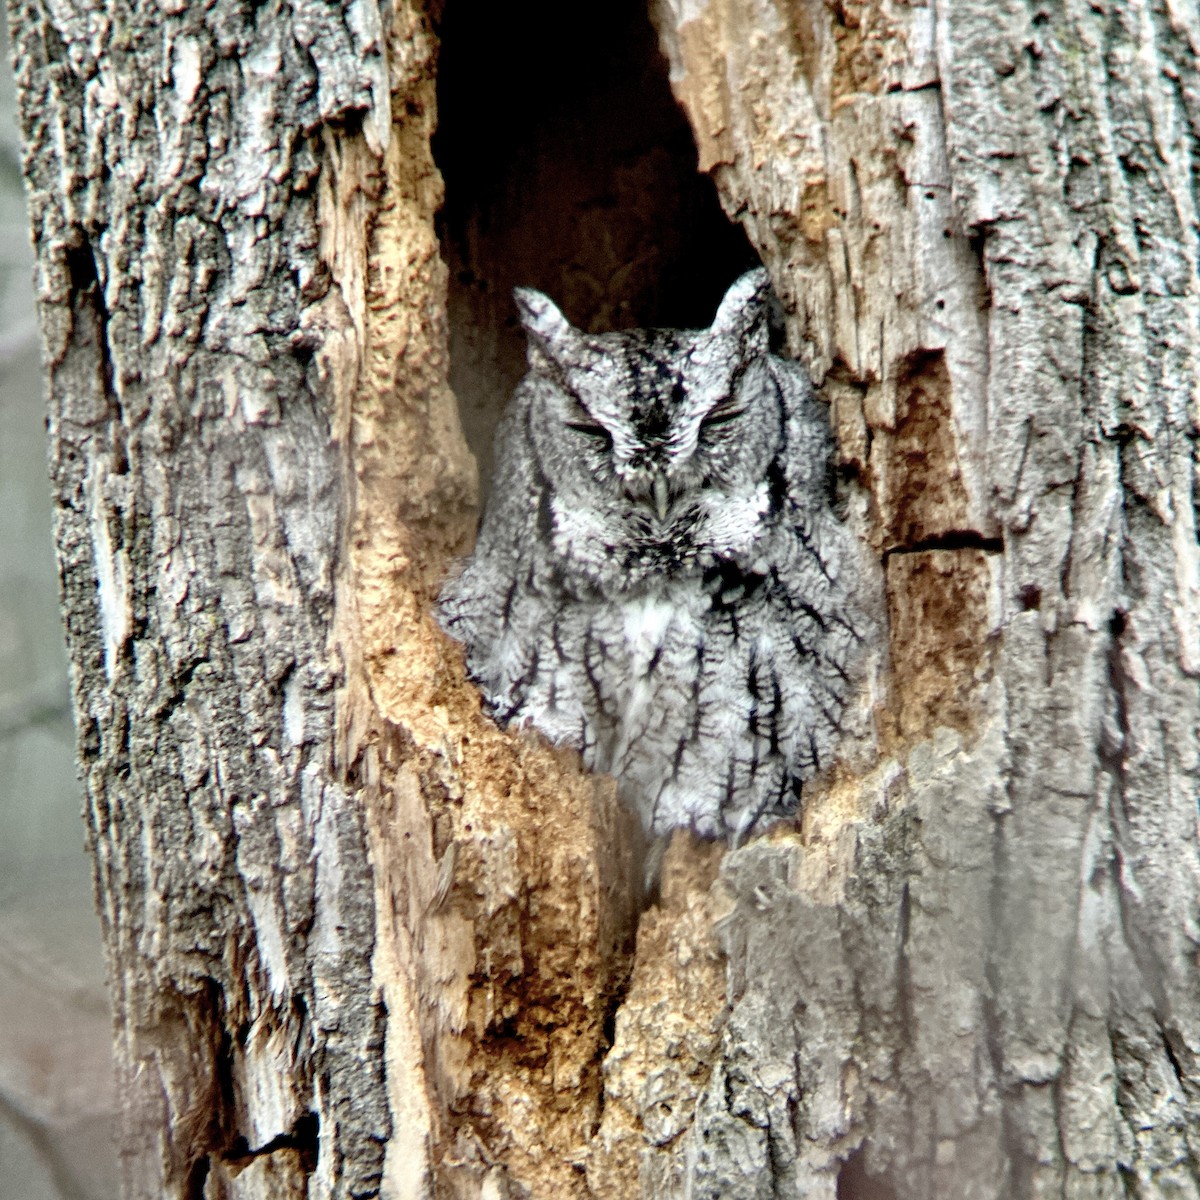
521, 279, 778, 546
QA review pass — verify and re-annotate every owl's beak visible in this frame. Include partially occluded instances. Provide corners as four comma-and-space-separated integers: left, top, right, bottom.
653, 474, 670, 522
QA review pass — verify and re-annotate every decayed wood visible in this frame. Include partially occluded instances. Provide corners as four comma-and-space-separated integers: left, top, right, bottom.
317, 11, 645, 1199
12, 0, 1200, 1195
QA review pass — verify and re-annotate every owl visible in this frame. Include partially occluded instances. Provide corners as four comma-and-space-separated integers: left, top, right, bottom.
438, 269, 873, 841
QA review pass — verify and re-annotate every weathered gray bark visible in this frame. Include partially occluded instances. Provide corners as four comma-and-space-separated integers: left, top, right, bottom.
9, 0, 1199, 1198
8, 0, 397, 1194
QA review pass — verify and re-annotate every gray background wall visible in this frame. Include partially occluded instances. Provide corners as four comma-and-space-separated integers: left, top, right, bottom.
0, 12, 119, 1198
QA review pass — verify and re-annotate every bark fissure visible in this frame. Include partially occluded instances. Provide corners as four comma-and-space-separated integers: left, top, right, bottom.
221, 1112, 320, 1171
884, 532, 1003, 556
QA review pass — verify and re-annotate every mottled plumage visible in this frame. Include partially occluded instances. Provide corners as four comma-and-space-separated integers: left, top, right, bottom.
439, 270, 873, 839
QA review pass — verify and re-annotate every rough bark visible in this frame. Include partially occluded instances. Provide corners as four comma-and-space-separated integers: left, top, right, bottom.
9, 0, 1200, 1198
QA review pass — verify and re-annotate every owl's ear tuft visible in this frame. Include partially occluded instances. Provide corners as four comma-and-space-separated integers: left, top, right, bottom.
712, 268, 772, 357
514, 287, 580, 369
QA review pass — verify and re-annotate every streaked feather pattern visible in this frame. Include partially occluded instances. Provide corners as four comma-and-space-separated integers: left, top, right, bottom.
439, 270, 875, 839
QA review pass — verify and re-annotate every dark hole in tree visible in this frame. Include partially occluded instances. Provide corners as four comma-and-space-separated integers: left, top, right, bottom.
837, 1147, 899, 1200
433, 0, 759, 493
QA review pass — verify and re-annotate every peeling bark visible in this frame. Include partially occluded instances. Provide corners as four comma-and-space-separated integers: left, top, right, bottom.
10, 0, 1199, 1197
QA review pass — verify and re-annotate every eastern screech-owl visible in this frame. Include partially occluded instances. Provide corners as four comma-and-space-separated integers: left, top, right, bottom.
439, 270, 873, 840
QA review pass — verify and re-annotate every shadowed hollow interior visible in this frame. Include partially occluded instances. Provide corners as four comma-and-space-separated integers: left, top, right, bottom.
433, 0, 759, 493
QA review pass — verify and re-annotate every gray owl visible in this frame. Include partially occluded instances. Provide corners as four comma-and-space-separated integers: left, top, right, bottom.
439, 270, 873, 841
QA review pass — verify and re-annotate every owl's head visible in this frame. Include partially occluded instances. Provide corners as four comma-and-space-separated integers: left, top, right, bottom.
512, 270, 789, 581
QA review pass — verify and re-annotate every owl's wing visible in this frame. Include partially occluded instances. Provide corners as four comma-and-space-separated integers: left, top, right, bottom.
766, 356, 837, 508
437, 381, 561, 718
757, 354, 875, 714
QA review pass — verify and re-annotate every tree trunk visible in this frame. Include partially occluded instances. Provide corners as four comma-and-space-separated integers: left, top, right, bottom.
9, 0, 1199, 1198
635, 2, 1200, 1195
